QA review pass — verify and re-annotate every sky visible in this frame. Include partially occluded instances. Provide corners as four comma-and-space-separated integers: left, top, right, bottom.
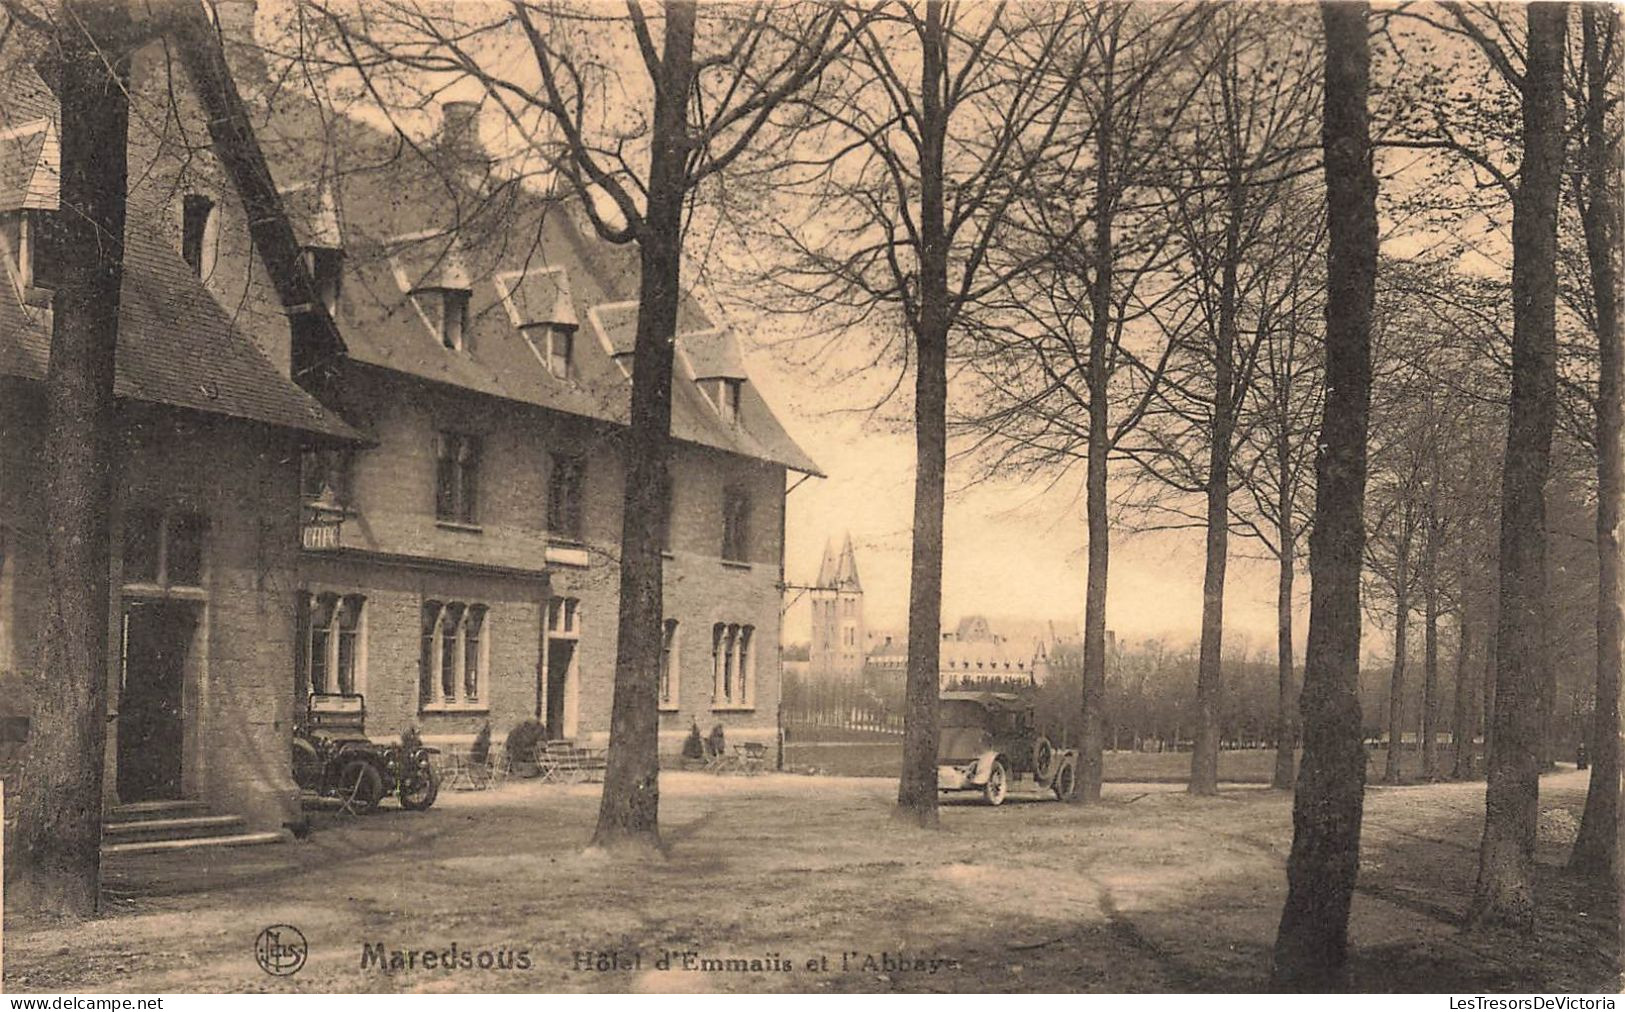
739, 327, 1307, 656
253, 0, 1499, 663
713, 15, 1504, 661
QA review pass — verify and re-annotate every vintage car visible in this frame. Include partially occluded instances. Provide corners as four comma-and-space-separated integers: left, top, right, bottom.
292, 694, 439, 814
936, 691, 1077, 805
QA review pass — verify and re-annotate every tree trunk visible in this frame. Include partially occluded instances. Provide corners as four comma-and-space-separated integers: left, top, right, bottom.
6, 4, 133, 918
1539, 572, 1558, 769
1469, 2, 1567, 933
1079, 36, 1117, 805
1191, 160, 1244, 798
1570, 3, 1622, 881
591, 0, 695, 852
1385, 526, 1412, 785
1271, 2, 1375, 988
1273, 520, 1298, 790
1482, 610, 1497, 764
895, 0, 948, 828
1450, 612, 1476, 779
1422, 489, 1441, 780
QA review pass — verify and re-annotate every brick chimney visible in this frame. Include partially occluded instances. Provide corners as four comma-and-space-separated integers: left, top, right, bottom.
210, 0, 268, 98
440, 102, 484, 158
439, 101, 491, 191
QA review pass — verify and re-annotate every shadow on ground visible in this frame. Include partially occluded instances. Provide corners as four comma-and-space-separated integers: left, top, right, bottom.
3, 770, 1617, 993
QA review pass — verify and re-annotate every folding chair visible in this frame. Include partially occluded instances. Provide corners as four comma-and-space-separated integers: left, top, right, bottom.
485, 748, 511, 787
577, 746, 608, 783
740, 741, 768, 775
540, 740, 583, 784
704, 740, 734, 774
440, 747, 485, 791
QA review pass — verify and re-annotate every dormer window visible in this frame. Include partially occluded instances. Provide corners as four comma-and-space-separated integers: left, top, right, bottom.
304, 246, 343, 317
546, 325, 573, 379
2, 210, 61, 290
442, 289, 474, 352
520, 323, 576, 379
181, 193, 216, 276
415, 286, 471, 351
710, 378, 743, 424
441, 289, 470, 350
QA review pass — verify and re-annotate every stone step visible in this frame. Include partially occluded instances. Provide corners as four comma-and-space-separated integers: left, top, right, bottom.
102, 814, 246, 842
106, 799, 211, 823
101, 830, 285, 858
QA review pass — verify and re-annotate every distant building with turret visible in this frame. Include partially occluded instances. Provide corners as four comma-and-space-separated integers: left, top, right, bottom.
808, 533, 865, 683
803, 536, 1093, 691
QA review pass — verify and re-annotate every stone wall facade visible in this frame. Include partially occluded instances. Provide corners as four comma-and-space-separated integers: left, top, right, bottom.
0, 387, 305, 831
306, 366, 785, 754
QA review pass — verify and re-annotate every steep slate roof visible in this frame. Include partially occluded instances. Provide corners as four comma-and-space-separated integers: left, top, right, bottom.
0, 64, 361, 442
250, 88, 820, 476
0, 220, 362, 442
0, 119, 53, 211
814, 531, 862, 591
834, 532, 862, 591
814, 537, 838, 586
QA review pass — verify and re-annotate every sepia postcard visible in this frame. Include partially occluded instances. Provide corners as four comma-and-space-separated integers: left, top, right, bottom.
0, 0, 1619, 999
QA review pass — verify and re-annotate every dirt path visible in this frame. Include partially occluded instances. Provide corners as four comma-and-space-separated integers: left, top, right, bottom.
3, 771, 1615, 993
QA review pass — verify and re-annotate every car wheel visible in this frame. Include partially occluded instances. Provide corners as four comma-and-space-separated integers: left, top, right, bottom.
982, 759, 1008, 807
1033, 736, 1057, 783
399, 752, 439, 811
1052, 761, 1076, 802
338, 759, 383, 815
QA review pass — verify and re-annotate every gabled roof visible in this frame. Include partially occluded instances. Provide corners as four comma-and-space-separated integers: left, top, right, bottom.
0, 48, 361, 443
495, 266, 575, 328
248, 90, 821, 476
0, 216, 362, 442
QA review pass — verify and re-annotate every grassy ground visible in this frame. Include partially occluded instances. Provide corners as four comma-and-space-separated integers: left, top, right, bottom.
784, 742, 1439, 783
3, 769, 1615, 994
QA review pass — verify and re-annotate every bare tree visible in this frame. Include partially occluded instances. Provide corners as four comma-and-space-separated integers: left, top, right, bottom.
1119, 4, 1323, 795
1470, 1, 1569, 932
1229, 205, 1324, 791
755, 1, 1085, 825
1363, 403, 1425, 785
1568, 1, 1622, 881
1420, 449, 1444, 780
1449, 583, 1482, 779
953, 1, 1208, 803
1369, 261, 1510, 785
2, 0, 135, 918
1360, 300, 1480, 786
1271, 0, 1376, 988
1386, 0, 1579, 928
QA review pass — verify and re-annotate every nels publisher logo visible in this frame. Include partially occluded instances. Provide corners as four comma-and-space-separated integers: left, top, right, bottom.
255, 924, 308, 977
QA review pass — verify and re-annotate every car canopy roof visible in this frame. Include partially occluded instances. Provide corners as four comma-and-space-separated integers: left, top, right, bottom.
938, 691, 1030, 713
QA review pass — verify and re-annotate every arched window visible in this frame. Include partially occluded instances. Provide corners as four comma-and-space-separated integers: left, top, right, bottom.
440, 603, 466, 700
659, 619, 679, 708
336, 594, 364, 694
724, 623, 740, 700
309, 592, 339, 693
711, 622, 755, 707
464, 605, 487, 701
421, 600, 443, 703
420, 599, 488, 709
712, 622, 727, 702
738, 625, 754, 705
